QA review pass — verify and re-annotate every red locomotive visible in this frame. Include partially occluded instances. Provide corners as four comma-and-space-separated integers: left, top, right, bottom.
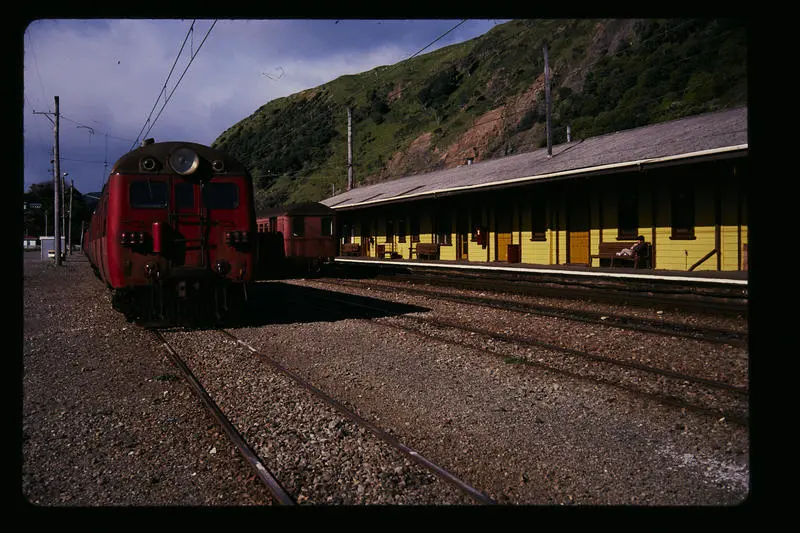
84, 139, 257, 325
256, 202, 337, 278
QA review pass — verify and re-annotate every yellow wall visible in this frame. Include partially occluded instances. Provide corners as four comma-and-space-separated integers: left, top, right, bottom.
340, 161, 746, 271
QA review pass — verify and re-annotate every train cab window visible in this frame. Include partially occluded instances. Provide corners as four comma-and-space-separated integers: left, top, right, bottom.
175, 183, 194, 209
321, 216, 333, 237
204, 182, 239, 209
130, 180, 168, 208
291, 216, 305, 237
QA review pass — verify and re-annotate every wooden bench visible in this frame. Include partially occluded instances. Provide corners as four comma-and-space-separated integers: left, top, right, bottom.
591, 241, 652, 268
413, 243, 440, 260
376, 244, 401, 259
341, 243, 361, 256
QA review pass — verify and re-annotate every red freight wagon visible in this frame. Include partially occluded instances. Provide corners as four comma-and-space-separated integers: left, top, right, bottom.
256, 202, 336, 278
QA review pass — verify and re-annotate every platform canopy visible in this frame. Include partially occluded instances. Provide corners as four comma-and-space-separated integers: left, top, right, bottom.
321, 106, 747, 211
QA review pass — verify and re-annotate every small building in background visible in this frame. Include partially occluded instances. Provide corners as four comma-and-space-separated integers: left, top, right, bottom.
39, 236, 66, 261
23, 236, 39, 249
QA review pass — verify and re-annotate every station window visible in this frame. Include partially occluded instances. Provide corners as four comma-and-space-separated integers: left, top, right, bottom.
670, 181, 695, 239
386, 218, 394, 241
435, 213, 452, 246
471, 206, 482, 241
291, 216, 305, 237
410, 217, 420, 243
531, 196, 547, 241
398, 217, 406, 243
617, 189, 639, 240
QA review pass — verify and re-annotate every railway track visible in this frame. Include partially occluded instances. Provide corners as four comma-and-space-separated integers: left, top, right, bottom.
330, 264, 748, 317
318, 278, 748, 346
149, 327, 495, 505
290, 282, 749, 426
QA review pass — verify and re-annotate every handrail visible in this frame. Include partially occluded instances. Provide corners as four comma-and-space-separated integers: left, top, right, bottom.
689, 248, 718, 271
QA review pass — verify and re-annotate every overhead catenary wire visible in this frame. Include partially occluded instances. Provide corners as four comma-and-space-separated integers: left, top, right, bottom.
128, 20, 217, 150
141, 20, 217, 142
129, 20, 197, 150
246, 19, 476, 179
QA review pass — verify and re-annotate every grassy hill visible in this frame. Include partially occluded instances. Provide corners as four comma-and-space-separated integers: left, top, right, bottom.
211, 19, 747, 214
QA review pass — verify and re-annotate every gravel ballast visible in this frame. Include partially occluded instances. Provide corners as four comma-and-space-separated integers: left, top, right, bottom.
21, 252, 750, 507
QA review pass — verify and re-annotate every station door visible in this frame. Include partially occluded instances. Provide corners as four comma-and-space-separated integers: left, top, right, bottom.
496, 210, 512, 262
568, 192, 590, 265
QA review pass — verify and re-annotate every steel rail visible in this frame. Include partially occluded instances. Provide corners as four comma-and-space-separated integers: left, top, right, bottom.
403, 314, 748, 395
304, 289, 747, 394
317, 278, 748, 345
218, 329, 496, 505
152, 330, 295, 505
295, 292, 749, 427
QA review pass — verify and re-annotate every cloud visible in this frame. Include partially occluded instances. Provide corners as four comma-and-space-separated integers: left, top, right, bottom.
23, 19, 502, 193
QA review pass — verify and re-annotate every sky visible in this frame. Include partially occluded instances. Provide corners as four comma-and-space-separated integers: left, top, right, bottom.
22, 18, 508, 197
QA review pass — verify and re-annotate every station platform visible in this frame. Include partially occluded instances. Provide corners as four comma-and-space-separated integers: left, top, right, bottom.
331, 256, 749, 312
333, 256, 747, 287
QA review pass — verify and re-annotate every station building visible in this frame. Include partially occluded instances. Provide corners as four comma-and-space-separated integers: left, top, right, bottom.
321, 106, 748, 272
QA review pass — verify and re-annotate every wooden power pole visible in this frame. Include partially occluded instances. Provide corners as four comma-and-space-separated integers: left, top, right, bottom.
544, 41, 552, 157
347, 106, 353, 191
53, 97, 62, 265
34, 96, 64, 264
68, 179, 74, 255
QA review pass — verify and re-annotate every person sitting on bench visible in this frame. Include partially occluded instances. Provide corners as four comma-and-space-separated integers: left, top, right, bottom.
616, 235, 647, 262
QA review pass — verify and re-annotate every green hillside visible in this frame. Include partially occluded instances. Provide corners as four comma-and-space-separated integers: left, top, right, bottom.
211, 19, 747, 214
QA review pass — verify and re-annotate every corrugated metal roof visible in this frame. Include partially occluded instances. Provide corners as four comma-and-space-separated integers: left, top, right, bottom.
321, 106, 747, 210
258, 201, 336, 218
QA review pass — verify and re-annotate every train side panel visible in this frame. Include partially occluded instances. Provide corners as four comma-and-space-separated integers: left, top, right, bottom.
256, 202, 336, 277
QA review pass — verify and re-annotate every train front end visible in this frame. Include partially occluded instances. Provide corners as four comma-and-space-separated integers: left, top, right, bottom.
108, 140, 256, 325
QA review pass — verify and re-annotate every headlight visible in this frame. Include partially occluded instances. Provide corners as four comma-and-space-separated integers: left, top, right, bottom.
214, 259, 230, 275
168, 147, 200, 175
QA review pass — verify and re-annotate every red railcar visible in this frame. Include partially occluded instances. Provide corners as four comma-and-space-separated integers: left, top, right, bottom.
84, 140, 257, 325
256, 202, 336, 278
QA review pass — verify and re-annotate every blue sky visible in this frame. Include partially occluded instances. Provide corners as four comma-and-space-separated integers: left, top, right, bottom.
23, 19, 507, 196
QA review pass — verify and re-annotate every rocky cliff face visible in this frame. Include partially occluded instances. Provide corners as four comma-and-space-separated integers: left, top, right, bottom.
374, 74, 546, 182
373, 19, 640, 183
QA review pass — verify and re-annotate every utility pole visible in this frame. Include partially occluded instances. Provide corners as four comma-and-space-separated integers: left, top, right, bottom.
62, 172, 68, 242
53, 98, 62, 265
347, 107, 353, 191
54, 99, 62, 265
34, 97, 62, 264
68, 179, 74, 255
543, 41, 552, 157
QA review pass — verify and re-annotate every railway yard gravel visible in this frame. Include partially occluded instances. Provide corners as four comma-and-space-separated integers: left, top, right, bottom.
20, 252, 751, 510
